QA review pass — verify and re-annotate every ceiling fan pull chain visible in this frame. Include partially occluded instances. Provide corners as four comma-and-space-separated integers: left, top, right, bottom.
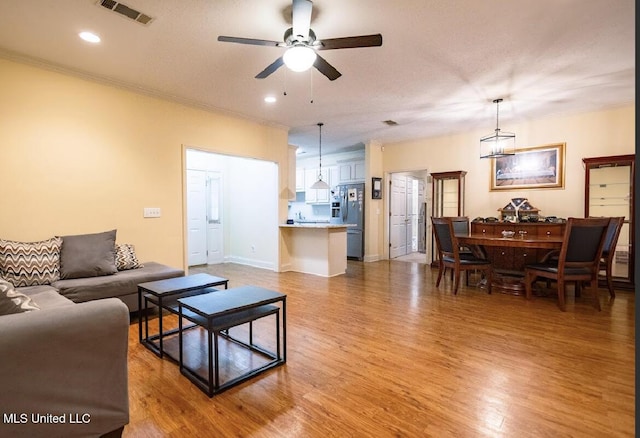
309, 69, 314, 103
283, 67, 287, 96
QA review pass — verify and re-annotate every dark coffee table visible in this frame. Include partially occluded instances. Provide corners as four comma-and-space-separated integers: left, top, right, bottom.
137, 273, 229, 358
177, 285, 286, 397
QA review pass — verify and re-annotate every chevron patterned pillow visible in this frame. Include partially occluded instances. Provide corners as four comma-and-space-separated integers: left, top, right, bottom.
115, 243, 144, 271
0, 277, 40, 315
0, 237, 63, 287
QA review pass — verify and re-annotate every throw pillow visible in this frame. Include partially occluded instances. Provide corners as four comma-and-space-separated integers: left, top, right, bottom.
59, 229, 117, 279
115, 243, 144, 271
0, 277, 40, 315
0, 237, 63, 287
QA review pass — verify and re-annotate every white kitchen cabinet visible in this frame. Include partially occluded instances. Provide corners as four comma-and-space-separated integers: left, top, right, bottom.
353, 161, 365, 181
296, 169, 305, 192
339, 164, 352, 182
288, 146, 297, 200
338, 161, 365, 183
329, 167, 339, 191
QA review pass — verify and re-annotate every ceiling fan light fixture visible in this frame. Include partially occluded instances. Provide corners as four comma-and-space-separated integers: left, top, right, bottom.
283, 45, 317, 72
480, 98, 516, 159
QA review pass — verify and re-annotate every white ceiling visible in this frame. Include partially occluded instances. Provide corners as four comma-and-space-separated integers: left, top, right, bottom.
0, 0, 634, 156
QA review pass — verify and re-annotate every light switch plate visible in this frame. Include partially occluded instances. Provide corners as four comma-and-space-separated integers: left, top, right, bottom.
143, 207, 161, 218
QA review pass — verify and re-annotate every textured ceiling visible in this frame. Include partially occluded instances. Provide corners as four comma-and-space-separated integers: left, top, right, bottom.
0, 0, 634, 156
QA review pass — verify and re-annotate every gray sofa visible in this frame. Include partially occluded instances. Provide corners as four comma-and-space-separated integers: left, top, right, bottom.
0, 230, 185, 437
0, 289, 130, 438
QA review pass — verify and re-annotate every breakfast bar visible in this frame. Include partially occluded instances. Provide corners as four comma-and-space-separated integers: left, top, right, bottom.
279, 223, 351, 277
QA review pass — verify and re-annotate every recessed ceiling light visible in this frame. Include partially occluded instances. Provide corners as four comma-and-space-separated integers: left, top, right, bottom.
79, 31, 101, 43
264, 96, 277, 103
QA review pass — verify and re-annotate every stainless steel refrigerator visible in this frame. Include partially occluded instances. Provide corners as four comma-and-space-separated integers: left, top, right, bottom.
336, 183, 365, 261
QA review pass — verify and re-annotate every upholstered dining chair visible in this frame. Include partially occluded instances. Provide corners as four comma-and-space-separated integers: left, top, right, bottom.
431, 217, 492, 294
524, 217, 610, 311
598, 216, 624, 298
449, 216, 486, 285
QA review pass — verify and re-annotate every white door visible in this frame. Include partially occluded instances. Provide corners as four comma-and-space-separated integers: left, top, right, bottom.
406, 179, 414, 252
187, 170, 207, 266
206, 172, 224, 264
390, 174, 408, 258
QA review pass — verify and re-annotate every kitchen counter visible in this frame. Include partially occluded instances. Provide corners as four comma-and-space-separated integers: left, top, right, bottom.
279, 223, 354, 229
279, 224, 350, 277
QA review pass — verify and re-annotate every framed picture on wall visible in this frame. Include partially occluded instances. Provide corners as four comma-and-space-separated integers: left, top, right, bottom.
490, 143, 565, 191
372, 177, 382, 199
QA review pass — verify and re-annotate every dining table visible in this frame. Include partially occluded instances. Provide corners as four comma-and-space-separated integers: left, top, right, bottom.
457, 232, 564, 294
457, 233, 564, 250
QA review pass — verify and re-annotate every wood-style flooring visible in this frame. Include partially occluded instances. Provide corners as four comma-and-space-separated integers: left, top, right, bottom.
124, 261, 635, 437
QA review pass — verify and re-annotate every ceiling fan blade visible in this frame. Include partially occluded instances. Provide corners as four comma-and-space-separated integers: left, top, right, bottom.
292, 0, 312, 41
313, 54, 341, 81
317, 34, 383, 50
218, 35, 282, 47
255, 57, 285, 79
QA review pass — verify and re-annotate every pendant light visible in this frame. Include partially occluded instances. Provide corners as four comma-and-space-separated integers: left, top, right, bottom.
480, 98, 516, 158
310, 122, 330, 190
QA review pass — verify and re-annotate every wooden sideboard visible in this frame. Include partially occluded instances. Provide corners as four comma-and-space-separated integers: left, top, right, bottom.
470, 222, 566, 274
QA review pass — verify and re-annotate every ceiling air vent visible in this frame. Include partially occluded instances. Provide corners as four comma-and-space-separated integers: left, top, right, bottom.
97, 0, 154, 25
382, 120, 399, 126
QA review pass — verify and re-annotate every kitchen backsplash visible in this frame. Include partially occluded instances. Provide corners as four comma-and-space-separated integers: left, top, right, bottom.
288, 201, 330, 221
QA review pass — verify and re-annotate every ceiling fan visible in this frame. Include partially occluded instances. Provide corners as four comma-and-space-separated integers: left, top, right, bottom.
217, 0, 383, 81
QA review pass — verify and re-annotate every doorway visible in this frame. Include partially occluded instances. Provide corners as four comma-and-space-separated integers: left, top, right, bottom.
186, 170, 223, 266
389, 171, 427, 261
185, 148, 279, 270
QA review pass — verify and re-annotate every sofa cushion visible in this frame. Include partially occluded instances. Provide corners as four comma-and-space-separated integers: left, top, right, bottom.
0, 237, 62, 287
115, 243, 144, 271
0, 277, 40, 315
59, 230, 117, 279
53, 261, 184, 305
19, 285, 75, 309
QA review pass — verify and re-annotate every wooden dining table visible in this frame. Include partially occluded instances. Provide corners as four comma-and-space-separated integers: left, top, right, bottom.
457, 232, 564, 294
457, 233, 563, 250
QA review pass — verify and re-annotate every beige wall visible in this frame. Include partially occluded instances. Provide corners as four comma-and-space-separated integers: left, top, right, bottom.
1, 57, 634, 269
380, 105, 634, 259
0, 58, 289, 270
364, 140, 385, 261
383, 105, 634, 216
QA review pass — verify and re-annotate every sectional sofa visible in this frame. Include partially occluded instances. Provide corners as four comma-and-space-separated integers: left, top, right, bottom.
0, 229, 184, 438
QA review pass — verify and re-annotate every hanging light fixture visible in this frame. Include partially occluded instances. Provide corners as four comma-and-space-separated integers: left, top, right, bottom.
310, 122, 330, 190
480, 98, 516, 158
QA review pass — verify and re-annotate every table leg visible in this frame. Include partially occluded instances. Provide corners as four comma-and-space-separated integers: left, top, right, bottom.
276, 311, 281, 360
137, 288, 142, 342
211, 329, 217, 397
158, 296, 163, 358
282, 297, 287, 362
144, 295, 150, 346
178, 304, 183, 372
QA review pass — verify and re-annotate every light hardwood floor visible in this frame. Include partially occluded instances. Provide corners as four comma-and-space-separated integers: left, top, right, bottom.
124, 261, 635, 437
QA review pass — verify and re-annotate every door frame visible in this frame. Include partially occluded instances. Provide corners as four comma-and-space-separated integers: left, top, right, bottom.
385, 169, 430, 261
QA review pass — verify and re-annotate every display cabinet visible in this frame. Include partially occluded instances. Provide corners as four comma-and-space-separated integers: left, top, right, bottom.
431, 171, 466, 217
583, 154, 635, 289
430, 171, 466, 265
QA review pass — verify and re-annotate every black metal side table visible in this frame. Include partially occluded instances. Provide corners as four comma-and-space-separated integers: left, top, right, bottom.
178, 285, 286, 397
137, 273, 228, 358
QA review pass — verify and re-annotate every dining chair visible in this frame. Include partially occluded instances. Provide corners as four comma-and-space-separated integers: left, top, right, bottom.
431, 217, 492, 294
449, 216, 486, 285
524, 217, 610, 311
599, 216, 624, 298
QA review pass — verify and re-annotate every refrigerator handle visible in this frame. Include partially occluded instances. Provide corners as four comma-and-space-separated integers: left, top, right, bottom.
341, 189, 347, 222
